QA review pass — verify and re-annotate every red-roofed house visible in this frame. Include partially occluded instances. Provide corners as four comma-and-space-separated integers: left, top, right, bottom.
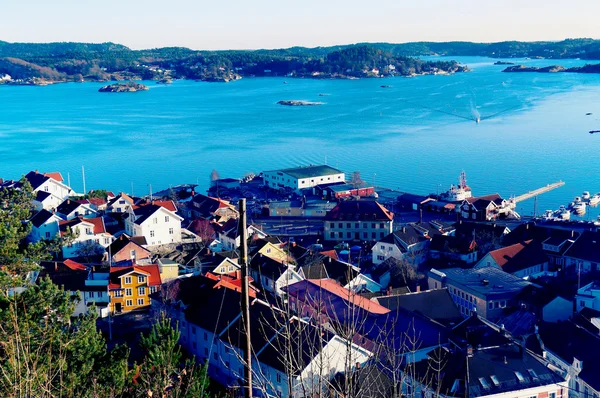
475, 240, 550, 278
23, 170, 73, 210
460, 194, 505, 221
205, 271, 260, 297
108, 264, 162, 313
59, 216, 114, 258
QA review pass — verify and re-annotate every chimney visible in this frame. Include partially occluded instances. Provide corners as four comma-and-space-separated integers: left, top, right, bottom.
571, 230, 575, 238
54, 261, 58, 271
67, 199, 70, 204
504, 356, 508, 365
355, 362, 361, 370
120, 235, 124, 240
387, 286, 392, 295
416, 285, 421, 292
467, 344, 474, 357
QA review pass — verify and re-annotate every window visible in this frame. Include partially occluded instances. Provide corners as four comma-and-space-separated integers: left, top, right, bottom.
500, 300, 507, 308
45, 231, 51, 238
192, 342, 197, 349
363, 223, 367, 228
130, 249, 136, 258
149, 286, 157, 294
124, 276, 132, 284
527, 369, 538, 380
490, 375, 500, 387
213, 352, 218, 360
104, 238, 110, 244
549, 394, 556, 398
276, 372, 282, 383
192, 327, 196, 335
153, 217, 157, 224
225, 346, 230, 354
514, 371, 525, 383
85, 227, 92, 235
138, 287, 146, 295
89, 292, 95, 298
137, 298, 144, 306
355, 223, 359, 229
377, 255, 385, 261
150, 230, 155, 237
338, 223, 343, 229
346, 232, 351, 239
114, 290, 122, 297
169, 228, 174, 235
125, 299, 133, 306
371, 223, 376, 229
381, 245, 385, 250
204, 347, 209, 356
380, 223, 384, 229
330, 223, 334, 228
125, 288, 132, 296
488, 301, 494, 310
478, 378, 490, 390
371, 232, 376, 239
346, 223, 351, 229
165, 216, 170, 222
203, 332, 207, 341
138, 276, 146, 283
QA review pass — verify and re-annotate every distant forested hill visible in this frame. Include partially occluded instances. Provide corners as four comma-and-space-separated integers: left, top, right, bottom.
1, 38, 599, 83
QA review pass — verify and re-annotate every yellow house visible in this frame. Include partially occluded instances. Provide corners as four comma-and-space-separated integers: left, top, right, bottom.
108, 265, 161, 314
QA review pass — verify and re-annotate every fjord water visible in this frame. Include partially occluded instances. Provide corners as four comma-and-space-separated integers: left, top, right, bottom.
1, 56, 600, 217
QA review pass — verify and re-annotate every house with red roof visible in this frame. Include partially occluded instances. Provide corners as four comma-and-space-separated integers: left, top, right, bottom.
59, 216, 114, 258
189, 194, 238, 223
475, 240, 549, 278
19, 170, 73, 210
108, 264, 161, 314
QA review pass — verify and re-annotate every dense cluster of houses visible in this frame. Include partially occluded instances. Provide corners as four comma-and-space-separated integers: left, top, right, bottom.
3, 165, 600, 397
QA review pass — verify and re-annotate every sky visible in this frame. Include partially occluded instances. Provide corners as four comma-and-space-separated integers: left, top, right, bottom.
1, 0, 599, 50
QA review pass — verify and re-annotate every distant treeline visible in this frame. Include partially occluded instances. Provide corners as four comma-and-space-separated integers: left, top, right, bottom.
0, 38, 599, 82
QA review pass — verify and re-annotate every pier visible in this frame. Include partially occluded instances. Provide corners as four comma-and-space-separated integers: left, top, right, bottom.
513, 181, 565, 203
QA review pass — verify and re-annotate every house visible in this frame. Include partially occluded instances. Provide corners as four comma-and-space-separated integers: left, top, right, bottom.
410, 315, 567, 398
428, 267, 531, 319
249, 254, 303, 296
156, 258, 179, 283
262, 164, 345, 192
106, 193, 135, 213
396, 193, 434, 211
563, 231, 600, 273
83, 266, 111, 317
210, 178, 241, 190
108, 264, 161, 314
106, 235, 151, 264
429, 234, 478, 265
56, 198, 98, 220
79, 197, 108, 212
460, 194, 504, 221
23, 171, 73, 210
59, 217, 114, 258
268, 200, 337, 218
371, 222, 451, 266
575, 281, 600, 312
38, 260, 89, 316
29, 209, 62, 242
216, 218, 268, 251
189, 194, 238, 223
124, 203, 183, 246
324, 200, 394, 242
535, 320, 600, 398
475, 240, 550, 278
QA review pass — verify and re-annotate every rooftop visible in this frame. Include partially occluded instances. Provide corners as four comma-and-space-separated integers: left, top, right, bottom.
266, 164, 343, 179
325, 200, 393, 221
486, 240, 549, 274
429, 267, 530, 298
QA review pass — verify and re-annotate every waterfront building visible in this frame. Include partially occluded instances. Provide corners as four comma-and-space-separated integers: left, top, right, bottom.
262, 164, 345, 192
324, 200, 393, 242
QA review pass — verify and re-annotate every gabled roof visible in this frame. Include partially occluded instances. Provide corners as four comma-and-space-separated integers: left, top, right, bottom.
564, 230, 600, 263
191, 194, 236, 217
465, 193, 503, 209
38, 261, 88, 292
133, 200, 178, 213
107, 235, 150, 256
34, 190, 52, 202
249, 255, 288, 279
131, 204, 181, 225
453, 220, 509, 240
30, 209, 59, 228
56, 199, 87, 215
59, 217, 107, 235
486, 240, 549, 273
430, 234, 477, 254
325, 200, 393, 221
503, 222, 579, 246
43, 172, 64, 182
108, 264, 161, 289
107, 193, 134, 208
379, 225, 431, 252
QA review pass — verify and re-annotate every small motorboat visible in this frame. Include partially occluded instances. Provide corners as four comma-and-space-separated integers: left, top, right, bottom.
582, 192, 591, 201
590, 194, 600, 206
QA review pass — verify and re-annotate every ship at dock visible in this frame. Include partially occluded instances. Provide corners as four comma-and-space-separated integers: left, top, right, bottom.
440, 171, 473, 202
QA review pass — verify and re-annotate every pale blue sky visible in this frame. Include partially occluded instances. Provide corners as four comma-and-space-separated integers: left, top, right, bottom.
1, 0, 598, 50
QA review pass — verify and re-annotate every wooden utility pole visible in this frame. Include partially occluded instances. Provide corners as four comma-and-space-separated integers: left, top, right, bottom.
238, 199, 252, 398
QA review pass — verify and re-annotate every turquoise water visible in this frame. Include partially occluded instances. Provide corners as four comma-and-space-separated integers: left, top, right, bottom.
1, 56, 600, 217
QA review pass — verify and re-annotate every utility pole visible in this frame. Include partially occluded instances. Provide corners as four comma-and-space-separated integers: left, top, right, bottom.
81, 165, 87, 195
131, 181, 134, 197
67, 172, 71, 189
238, 199, 252, 398
149, 184, 153, 201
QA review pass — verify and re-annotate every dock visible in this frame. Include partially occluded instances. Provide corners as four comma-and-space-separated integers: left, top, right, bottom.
513, 181, 565, 203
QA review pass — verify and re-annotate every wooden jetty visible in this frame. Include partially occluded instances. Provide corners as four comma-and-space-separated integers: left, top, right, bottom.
514, 181, 565, 203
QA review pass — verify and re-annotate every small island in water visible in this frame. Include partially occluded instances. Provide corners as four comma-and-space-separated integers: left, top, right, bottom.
278, 100, 323, 106
98, 82, 149, 92
503, 63, 600, 74
493, 61, 515, 65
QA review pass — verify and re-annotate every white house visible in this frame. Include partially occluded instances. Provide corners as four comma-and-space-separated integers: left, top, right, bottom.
371, 224, 438, 266
125, 202, 183, 246
250, 255, 304, 297
24, 171, 73, 210
263, 165, 345, 192
106, 193, 135, 213
56, 198, 98, 220
59, 217, 114, 258
29, 209, 62, 242
217, 219, 268, 251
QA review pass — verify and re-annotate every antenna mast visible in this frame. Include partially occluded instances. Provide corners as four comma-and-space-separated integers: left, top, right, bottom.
238, 198, 252, 398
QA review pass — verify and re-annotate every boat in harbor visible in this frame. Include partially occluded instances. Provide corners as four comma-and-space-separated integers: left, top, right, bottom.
574, 196, 582, 204
572, 202, 586, 216
440, 171, 473, 202
543, 210, 554, 220
582, 191, 591, 200
553, 205, 571, 220
589, 193, 600, 206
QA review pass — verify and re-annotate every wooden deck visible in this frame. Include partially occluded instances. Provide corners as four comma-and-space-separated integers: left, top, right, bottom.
514, 181, 565, 203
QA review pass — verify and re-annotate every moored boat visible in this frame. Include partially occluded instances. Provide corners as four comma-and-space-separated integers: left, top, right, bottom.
582, 191, 591, 200
589, 194, 600, 206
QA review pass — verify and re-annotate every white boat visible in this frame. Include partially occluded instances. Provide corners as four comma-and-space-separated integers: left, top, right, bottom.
589, 194, 600, 206
574, 196, 582, 204
582, 191, 591, 200
543, 210, 554, 220
572, 202, 586, 216
553, 206, 571, 220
